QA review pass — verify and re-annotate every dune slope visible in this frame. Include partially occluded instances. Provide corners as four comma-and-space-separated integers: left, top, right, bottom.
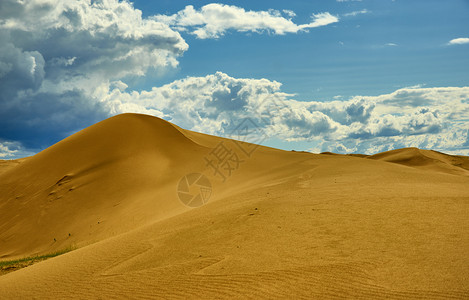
0, 114, 207, 257
368, 147, 469, 176
0, 113, 468, 299
0, 114, 312, 258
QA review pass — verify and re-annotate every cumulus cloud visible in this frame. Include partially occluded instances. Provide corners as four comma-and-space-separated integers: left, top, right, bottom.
2, 64, 469, 157
0, 140, 35, 159
153, 4, 339, 39
0, 1, 340, 158
448, 38, 469, 45
98, 72, 469, 155
0, 0, 187, 152
0, 1, 343, 159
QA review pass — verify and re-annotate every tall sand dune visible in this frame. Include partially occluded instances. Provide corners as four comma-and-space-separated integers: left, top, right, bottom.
0, 113, 468, 299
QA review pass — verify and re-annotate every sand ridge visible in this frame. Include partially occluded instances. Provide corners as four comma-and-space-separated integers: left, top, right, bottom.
368, 147, 469, 176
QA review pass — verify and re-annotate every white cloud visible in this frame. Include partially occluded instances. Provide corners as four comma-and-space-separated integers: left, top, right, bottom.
2, 64, 469, 157
308, 13, 340, 29
0, 140, 35, 159
283, 10, 296, 18
99, 72, 469, 155
153, 4, 338, 39
343, 9, 370, 17
448, 37, 469, 45
0, 142, 18, 158
385, 43, 398, 46
403, 84, 425, 89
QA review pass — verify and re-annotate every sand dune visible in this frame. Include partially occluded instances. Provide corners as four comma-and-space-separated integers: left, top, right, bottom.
0, 113, 468, 299
368, 147, 469, 176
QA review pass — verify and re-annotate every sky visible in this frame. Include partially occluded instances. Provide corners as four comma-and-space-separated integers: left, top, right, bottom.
1, 0, 469, 158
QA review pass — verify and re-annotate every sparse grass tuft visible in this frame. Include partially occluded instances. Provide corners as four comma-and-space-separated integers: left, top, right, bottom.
0, 246, 75, 275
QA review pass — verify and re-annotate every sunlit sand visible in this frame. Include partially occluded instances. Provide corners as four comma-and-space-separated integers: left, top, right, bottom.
1, 114, 468, 298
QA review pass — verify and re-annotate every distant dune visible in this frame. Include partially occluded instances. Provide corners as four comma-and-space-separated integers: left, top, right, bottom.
368, 147, 469, 176
1, 113, 468, 299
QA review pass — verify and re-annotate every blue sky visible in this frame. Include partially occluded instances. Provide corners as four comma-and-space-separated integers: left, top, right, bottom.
1, 0, 469, 158
132, 0, 469, 100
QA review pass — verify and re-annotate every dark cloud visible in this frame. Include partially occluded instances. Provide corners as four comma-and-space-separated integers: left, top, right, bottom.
0, 42, 45, 95
0, 89, 108, 149
344, 98, 375, 123
0, 0, 187, 156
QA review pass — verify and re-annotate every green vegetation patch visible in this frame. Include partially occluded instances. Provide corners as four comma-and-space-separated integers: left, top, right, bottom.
0, 246, 75, 275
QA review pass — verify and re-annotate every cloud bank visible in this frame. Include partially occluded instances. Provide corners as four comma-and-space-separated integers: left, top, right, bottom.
102, 72, 469, 155
153, 4, 339, 39
0, 0, 340, 157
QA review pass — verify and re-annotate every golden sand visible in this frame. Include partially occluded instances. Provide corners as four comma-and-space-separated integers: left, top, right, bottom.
0, 114, 468, 299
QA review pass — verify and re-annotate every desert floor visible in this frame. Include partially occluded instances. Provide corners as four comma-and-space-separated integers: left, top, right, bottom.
0, 113, 468, 299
